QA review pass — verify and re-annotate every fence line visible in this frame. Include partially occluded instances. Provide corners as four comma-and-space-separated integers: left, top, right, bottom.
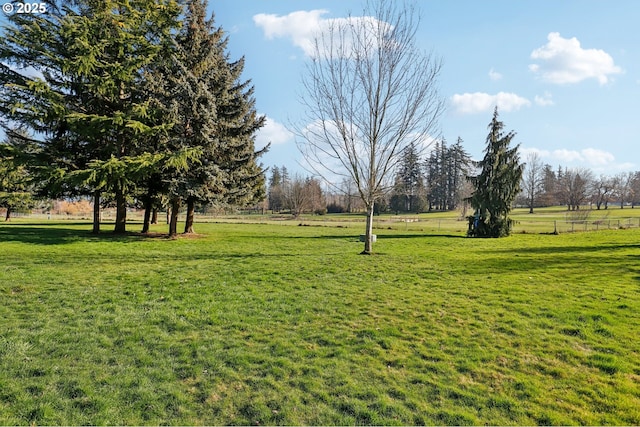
371, 216, 640, 235
4, 211, 640, 235
515, 218, 640, 234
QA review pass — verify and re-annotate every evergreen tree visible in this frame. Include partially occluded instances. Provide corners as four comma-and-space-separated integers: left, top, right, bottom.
156, 0, 266, 235
425, 140, 443, 210
0, 0, 182, 233
539, 164, 558, 206
449, 137, 472, 210
269, 167, 282, 188
268, 166, 285, 212
280, 166, 290, 187
467, 108, 523, 237
424, 138, 471, 211
0, 132, 35, 221
390, 142, 425, 213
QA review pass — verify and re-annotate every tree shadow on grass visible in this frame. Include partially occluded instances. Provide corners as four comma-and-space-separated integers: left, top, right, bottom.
489, 243, 640, 255
284, 233, 466, 240
479, 244, 640, 277
376, 233, 466, 239
0, 224, 158, 246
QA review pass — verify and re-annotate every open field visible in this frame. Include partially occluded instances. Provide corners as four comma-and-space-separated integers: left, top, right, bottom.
186, 206, 640, 235
9, 205, 640, 235
1, 219, 639, 424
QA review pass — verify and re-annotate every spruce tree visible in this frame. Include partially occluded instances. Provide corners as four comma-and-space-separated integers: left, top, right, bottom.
0, 132, 35, 221
0, 0, 182, 233
268, 166, 285, 212
449, 137, 472, 210
390, 142, 425, 213
467, 107, 523, 237
158, 0, 266, 235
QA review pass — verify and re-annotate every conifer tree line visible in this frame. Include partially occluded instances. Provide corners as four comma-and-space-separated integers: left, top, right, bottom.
263, 106, 640, 238
265, 139, 475, 216
267, 166, 326, 217
0, 0, 266, 234
386, 139, 473, 214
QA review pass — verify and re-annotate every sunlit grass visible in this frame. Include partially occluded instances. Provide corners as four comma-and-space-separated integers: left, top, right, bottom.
1, 220, 639, 424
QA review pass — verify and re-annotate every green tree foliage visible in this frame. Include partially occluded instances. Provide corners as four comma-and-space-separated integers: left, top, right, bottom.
0, 132, 35, 221
390, 142, 426, 213
425, 137, 471, 211
153, 0, 267, 235
0, 0, 182, 233
267, 166, 286, 212
1, 0, 267, 235
467, 108, 523, 238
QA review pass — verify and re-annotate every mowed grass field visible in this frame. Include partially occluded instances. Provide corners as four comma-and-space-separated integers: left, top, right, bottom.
1, 218, 639, 425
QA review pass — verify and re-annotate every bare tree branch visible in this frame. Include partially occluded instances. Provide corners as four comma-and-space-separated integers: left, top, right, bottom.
293, 0, 444, 253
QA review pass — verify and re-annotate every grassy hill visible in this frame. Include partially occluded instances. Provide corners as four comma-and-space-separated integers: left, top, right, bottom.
1, 220, 639, 424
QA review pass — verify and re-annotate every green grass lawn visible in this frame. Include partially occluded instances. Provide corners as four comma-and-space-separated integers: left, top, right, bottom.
1, 220, 639, 425
191, 205, 640, 235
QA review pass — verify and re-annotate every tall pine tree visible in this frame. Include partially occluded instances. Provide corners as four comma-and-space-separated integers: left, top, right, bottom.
157, 0, 267, 235
424, 138, 471, 211
390, 142, 425, 213
0, 0, 182, 233
0, 131, 35, 221
467, 107, 523, 237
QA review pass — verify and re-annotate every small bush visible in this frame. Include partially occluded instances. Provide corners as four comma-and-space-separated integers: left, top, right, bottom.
326, 203, 345, 214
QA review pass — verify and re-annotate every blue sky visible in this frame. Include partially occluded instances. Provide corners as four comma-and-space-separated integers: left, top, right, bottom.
212, 0, 640, 175
2, 1, 638, 176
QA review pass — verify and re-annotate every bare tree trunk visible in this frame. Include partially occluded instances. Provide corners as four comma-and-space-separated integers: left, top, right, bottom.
92, 190, 101, 234
5, 207, 11, 222
114, 185, 127, 233
142, 198, 152, 234
294, 1, 443, 253
151, 208, 158, 224
184, 198, 195, 234
169, 197, 180, 237
362, 204, 375, 255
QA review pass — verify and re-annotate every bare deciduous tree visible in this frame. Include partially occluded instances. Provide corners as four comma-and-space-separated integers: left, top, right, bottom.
558, 167, 594, 211
295, 0, 444, 254
591, 174, 616, 210
521, 152, 545, 213
615, 172, 633, 208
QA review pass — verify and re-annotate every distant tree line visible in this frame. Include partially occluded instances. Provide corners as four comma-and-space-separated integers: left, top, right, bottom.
266, 166, 326, 217
265, 121, 640, 220
519, 155, 640, 213
0, 0, 266, 234
265, 137, 475, 217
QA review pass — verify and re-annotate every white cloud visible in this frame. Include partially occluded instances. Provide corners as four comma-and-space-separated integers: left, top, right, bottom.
530, 32, 622, 85
253, 10, 327, 57
255, 116, 293, 149
534, 91, 554, 106
451, 92, 531, 114
253, 10, 392, 58
552, 149, 584, 163
581, 148, 615, 166
520, 147, 551, 158
526, 147, 617, 167
523, 146, 636, 171
488, 68, 503, 81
